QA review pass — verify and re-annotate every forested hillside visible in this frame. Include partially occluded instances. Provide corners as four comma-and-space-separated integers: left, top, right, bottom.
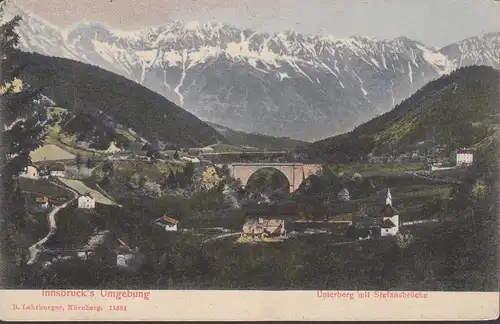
206, 121, 308, 151
307, 66, 500, 162
5, 50, 226, 147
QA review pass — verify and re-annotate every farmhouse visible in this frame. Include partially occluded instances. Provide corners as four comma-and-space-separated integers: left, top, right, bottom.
35, 196, 50, 209
154, 215, 179, 231
242, 216, 287, 239
78, 193, 96, 209
452, 148, 473, 167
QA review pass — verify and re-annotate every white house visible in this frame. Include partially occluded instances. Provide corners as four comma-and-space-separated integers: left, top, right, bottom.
337, 188, 350, 201
154, 215, 179, 231
454, 148, 473, 167
78, 193, 96, 209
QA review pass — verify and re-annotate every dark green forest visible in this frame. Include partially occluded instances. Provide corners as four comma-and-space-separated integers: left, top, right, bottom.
205, 121, 308, 151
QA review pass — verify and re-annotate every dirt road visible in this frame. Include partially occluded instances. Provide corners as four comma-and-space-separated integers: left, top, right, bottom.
27, 183, 78, 265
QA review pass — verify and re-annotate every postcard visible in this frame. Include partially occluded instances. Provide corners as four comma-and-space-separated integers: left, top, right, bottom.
0, 0, 499, 321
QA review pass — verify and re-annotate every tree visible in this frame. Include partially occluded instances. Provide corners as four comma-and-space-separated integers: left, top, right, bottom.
183, 161, 195, 182
321, 164, 342, 192
142, 180, 163, 198
173, 150, 180, 160
0, 5, 49, 286
167, 170, 176, 188
102, 161, 114, 177
422, 198, 443, 219
75, 152, 82, 177
147, 147, 159, 160
86, 153, 95, 169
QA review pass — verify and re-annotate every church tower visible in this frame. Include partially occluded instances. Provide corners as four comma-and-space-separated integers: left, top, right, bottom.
386, 188, 392, 206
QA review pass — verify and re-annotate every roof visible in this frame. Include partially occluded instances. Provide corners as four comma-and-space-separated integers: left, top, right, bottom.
155, 215, 178, 225
117, 238, 131, 250
79, 193, 94, 199
381, 218, 396, 228
36, 196, 49, 203
48, 163, 65, 171
380, 204, 399, 217
338, 188, 350, 195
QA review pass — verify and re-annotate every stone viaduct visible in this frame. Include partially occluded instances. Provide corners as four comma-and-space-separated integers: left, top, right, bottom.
217, 163, 323, 192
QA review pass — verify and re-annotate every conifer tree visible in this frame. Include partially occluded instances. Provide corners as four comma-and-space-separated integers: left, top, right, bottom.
0, 1, 48, 286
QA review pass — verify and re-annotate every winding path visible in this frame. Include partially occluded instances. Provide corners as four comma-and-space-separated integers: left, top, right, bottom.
202, 232, 241, 244
409, 170, 461, 185
26, 181, 78, 265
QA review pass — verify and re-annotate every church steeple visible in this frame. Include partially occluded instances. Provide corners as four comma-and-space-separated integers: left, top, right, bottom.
386, 188, 392, 206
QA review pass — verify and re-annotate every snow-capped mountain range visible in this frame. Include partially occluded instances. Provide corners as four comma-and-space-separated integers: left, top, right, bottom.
4, 1, 500, 141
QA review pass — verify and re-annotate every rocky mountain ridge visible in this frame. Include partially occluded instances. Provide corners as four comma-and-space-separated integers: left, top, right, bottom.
4, 2, 499, 140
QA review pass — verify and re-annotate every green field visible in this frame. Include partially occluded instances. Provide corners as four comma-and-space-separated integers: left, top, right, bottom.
335, 163, 425, 176
431, 168, 467, 180
18, 178, 72, 199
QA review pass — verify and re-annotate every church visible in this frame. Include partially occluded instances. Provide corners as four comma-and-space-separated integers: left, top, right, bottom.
350, 188, 400, 239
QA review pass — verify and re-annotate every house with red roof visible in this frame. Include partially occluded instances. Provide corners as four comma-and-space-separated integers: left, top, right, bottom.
154, 215, 179, 232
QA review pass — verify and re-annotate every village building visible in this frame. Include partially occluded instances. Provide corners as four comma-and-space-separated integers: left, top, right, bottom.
78, 193, 96, 209
21, 165, 39, 178
242, 216, 287, 239
114, 238, 144, 272
36, 196, 51, 209
337, 188, 351, 201
350, 188, 400, 239
48, 163, 66, 178
38, 165, 50, 178
453, 148, 473, 167
154, 215, 179, 231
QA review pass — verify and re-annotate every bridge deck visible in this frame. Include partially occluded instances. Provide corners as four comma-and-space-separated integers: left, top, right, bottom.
227, 163, 306, 166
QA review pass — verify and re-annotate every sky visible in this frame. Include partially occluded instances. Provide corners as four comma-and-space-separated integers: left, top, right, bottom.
15, 0, 500, 48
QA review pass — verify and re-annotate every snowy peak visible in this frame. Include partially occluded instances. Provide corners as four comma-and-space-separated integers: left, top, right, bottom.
3, 1, 499, 140
439, 32, 500, 68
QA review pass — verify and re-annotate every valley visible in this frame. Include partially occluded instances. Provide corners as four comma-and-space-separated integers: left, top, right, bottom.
1, 0, 498, 295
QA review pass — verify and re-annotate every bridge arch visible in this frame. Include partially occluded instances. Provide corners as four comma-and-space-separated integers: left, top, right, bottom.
219, 163, 322, 192
245, 167, 291, 194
